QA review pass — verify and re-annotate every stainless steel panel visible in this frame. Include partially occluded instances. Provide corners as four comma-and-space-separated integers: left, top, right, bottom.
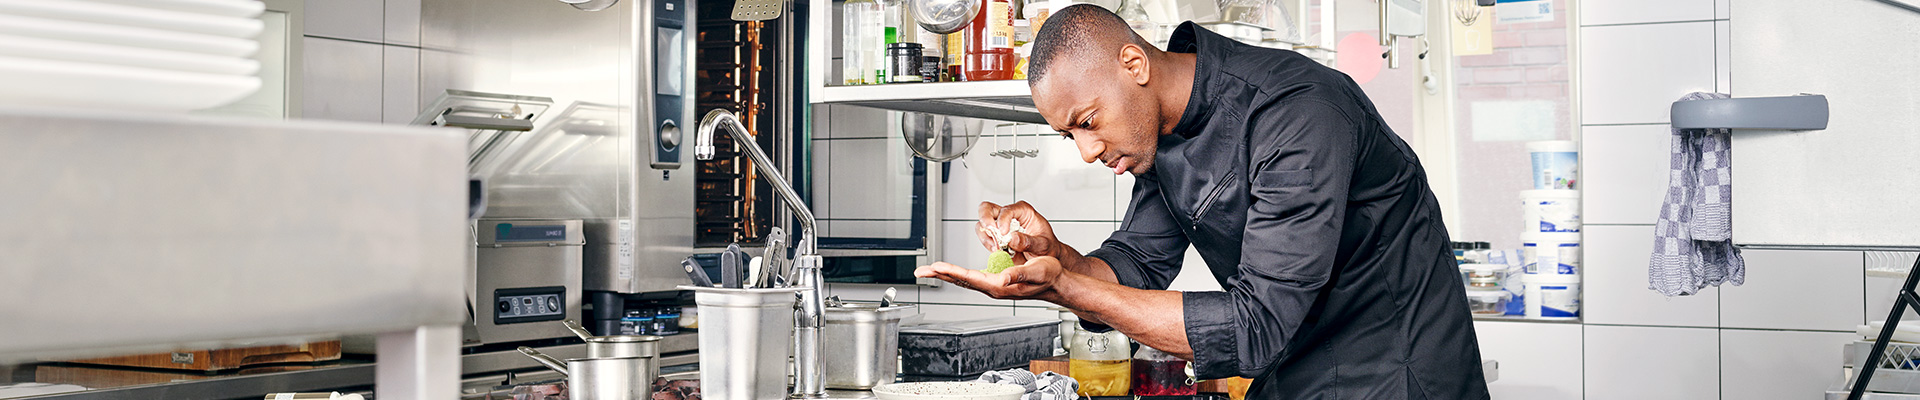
0, 107, 467, 363
422, 0, 695, 294
301, 37, 384, 123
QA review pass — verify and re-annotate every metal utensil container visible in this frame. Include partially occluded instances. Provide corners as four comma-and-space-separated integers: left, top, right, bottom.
823, 302, 918, 390
681, 286, 806, 400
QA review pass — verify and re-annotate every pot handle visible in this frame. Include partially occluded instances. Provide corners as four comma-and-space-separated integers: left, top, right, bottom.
517, 346, 570, 376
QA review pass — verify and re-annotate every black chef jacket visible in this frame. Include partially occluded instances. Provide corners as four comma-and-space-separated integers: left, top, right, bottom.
1082, 23, 1490, 400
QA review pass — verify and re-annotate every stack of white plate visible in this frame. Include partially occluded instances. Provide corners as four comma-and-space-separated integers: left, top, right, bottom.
0, 0, 264, 111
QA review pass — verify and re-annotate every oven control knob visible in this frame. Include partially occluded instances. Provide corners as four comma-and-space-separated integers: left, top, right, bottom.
659, 120, 681, 150
546, 297, 560, 312
497, 300, 512, 314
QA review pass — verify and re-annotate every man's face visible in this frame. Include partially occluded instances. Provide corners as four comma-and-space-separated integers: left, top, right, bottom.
1031, 57, 1162, 176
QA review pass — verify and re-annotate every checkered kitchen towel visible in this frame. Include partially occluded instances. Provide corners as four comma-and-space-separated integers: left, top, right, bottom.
1649, 92, 1746, 296
978, 369, 1079, 400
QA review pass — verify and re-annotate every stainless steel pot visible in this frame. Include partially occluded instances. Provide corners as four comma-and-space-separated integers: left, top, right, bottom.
823, 302, 917, 390
563, 319, 663, 359
518, 347, 658, 400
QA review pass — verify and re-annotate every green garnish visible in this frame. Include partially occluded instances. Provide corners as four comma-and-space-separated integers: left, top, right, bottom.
985, 251, 1016, 273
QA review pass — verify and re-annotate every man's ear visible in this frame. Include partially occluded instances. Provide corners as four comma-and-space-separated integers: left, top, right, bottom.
1119, 43, 1150, 86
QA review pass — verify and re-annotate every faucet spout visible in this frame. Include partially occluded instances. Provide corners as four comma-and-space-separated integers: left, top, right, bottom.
694, 109, 818, 255
695, 108, 829, 398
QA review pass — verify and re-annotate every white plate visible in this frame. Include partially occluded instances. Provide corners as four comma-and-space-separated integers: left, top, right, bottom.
0, 0, 263, 38
0, 55, 260, 112
77, 0, 264, 18
0, 33, 258, 76
871, 382, 1026, 400
0, 14, 258, 57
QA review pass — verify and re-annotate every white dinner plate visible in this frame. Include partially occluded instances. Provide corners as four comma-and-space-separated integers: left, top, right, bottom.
0, 55, 260, 112
0, 14, 258, 57
870, 382, 1026, 400
76, 0, 264, 18
0, 0, 263, 38
0, 33, 258, 76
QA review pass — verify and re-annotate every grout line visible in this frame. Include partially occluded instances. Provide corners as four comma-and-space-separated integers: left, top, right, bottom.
1579, 18, 1727, 28
1581, 323, 1854, 334
302, 34, 422, 49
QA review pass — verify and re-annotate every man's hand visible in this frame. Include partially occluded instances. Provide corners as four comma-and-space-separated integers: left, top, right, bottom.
915, 256, 1068, 301
977, 201, 1065, 263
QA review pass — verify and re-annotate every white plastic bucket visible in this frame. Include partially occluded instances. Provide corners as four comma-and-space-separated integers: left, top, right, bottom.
1523, 274, 1580, 319
1528, 141, 1578, 190
1522, 232, 1581, 276
1521, 189, 1581, 233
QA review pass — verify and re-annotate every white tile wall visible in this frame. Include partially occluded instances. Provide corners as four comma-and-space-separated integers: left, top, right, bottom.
1474, 321, 1583, 400
302, 37, 385, 123
819, 105, 892, 139
1014, 129, 1117, 222
941, 141, 1017, 220
1578, 0, 1716, 26
384, 0, 421, 45
303, 0, 385, 42
1719, 250, 1863, 331
1714, 21, 1731, 93
1579, 22, 1717, 125
1719, 330, 1853, 400
1582, 225, 1719, 327
825, 138, 916, 220
1049, 221, 1117, 255
1584, 325, 1719, 400
1167, 248, 1223, 292
1115, 172, 1136, 221
381, 46, 419, 124
1581, 125, 1670, 225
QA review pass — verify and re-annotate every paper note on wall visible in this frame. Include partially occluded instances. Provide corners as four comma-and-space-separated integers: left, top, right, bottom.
1495, 0, 1553, 24
1451, 4, 1493, 56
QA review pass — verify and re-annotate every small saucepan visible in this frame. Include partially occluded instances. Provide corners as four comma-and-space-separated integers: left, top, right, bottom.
563, 319, 663, 359
517, 346, 657, 400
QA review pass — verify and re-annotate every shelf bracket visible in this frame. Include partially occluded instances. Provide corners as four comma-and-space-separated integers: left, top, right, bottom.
1671, 94, 1830, 130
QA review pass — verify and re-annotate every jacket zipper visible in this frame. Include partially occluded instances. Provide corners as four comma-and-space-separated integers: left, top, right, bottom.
1189, 171, 1237, 229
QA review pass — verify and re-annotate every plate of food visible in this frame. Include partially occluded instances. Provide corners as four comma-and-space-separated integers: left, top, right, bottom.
871, 382, 1025, 400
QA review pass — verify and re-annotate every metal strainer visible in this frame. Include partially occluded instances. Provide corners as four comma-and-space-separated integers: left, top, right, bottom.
901, 112, 983, 162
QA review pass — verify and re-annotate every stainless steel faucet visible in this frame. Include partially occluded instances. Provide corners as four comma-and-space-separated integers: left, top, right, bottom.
694, 108, 827, 398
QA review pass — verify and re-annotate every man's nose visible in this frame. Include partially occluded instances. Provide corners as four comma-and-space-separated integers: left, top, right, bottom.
1075, 136, 1103, 164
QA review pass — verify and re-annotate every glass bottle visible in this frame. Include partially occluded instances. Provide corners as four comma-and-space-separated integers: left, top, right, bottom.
1068, 327, 1131, 396
1115, 0, 1156, 44
962, 0, 1015, 80
843, 0, 885, 84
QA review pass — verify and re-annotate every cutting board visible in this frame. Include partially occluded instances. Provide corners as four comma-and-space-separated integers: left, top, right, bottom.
57, 341, 341, 372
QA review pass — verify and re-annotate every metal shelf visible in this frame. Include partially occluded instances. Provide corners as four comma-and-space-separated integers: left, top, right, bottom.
818, 80, 1045, 124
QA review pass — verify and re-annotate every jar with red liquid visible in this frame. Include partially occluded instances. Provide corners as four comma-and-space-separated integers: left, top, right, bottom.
961, 0, 1015, 80
1130, 346, 1196, 395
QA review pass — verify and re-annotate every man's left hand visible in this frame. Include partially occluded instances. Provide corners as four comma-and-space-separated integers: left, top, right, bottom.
915, 256, 1068, 301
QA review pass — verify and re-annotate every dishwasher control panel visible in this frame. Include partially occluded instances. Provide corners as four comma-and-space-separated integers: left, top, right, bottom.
493, 286, 566, 324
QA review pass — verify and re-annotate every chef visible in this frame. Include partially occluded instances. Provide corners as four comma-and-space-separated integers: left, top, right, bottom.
914, 5, 1491, 399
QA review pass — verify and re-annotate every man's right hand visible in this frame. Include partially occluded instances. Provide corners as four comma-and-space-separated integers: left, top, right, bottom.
977, 201, 1068, 264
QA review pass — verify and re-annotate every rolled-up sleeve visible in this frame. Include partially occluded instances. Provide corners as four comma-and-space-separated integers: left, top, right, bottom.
1184, 98, 1359, 379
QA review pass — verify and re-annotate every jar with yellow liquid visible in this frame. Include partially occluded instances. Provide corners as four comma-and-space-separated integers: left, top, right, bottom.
1067, 327, 1131, 396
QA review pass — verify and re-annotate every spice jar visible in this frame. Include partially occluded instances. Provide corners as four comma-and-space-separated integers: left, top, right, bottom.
888, 42, 925, 83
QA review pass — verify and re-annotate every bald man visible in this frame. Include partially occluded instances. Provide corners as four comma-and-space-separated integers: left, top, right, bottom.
915, 5, 1490, 399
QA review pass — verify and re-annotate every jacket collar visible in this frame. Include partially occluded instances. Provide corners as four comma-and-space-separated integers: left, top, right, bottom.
1166, 22, 1228, 139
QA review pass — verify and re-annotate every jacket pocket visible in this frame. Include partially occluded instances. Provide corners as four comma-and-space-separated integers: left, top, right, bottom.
1256, 168, 1314, 188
